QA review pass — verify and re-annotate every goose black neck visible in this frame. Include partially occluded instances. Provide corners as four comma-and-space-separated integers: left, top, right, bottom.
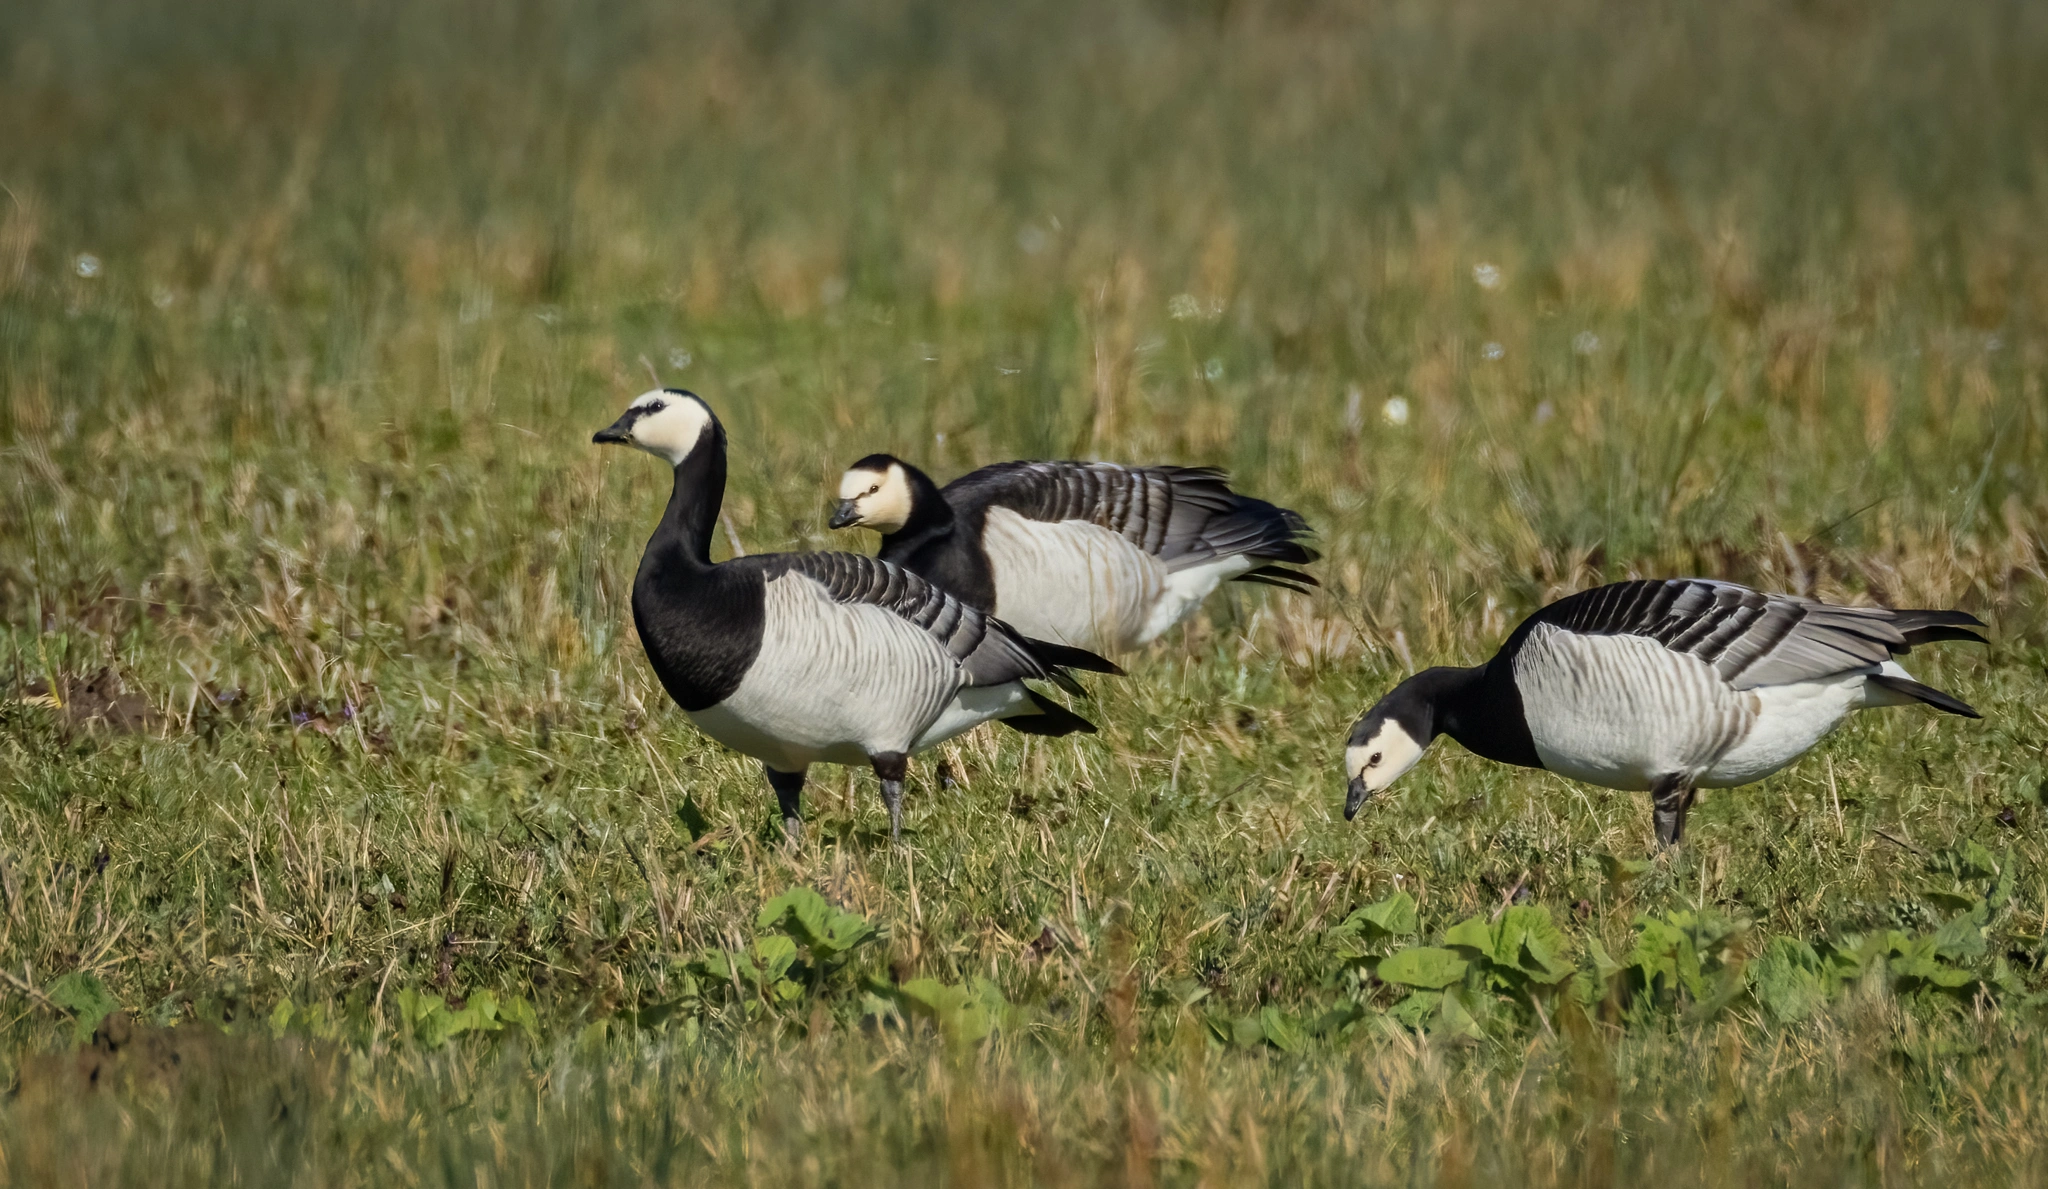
1385, 665, 1484, 743
649, 424, 727, 569
1412, 665, 1487, 742
878, 462, 955, 554
1414, 659, 1538, 768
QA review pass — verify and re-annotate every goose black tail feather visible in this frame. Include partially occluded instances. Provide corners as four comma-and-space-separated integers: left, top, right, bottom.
1866, 673, 1981, 718
1024, 639, 1125, 679
1001, 691, 1099, 737
1888, 609, 1988, 650
1169, 484, 1320, 569
1234, 565, 1320, 592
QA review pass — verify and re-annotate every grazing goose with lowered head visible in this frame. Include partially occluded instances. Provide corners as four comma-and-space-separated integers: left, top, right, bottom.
594, 390, 1121, 841
827, 455, 1318, 655
1343, 579, 1985, 846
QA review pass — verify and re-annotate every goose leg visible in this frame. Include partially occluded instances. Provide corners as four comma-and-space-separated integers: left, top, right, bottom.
1651, 774, 1698, 848
766, 765, 807, 843
870, 752, 909, 842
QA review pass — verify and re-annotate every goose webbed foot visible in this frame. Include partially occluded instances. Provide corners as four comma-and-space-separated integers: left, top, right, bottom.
870, 752, 909, 843
1651, 774, 1698, 849
766, 764, 807, 845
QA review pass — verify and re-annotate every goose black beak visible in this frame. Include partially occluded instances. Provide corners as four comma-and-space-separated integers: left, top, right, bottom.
827, 499, 861, 530
1344, 774, 1371, 821
592, 412, 639, 445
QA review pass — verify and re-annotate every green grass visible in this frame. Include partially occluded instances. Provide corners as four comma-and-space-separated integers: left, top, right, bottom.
3, 0, 2047, 1183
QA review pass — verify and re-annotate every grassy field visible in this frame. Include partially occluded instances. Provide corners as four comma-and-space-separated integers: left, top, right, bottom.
3, 0, 2047, 1183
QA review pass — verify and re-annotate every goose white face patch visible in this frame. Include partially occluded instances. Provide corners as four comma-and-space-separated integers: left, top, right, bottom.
836, 463, 913, 532
1345, 719, 1425, 796
619, 390, 713, 466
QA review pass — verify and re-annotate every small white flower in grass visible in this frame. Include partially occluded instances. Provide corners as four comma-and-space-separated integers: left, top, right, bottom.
534, 307, 560, 325
151, 286, 176, 310
935, 432, 947, 446
668, 348, 693, 370
1016, 225, 1049, 255
1472, 262, 1502, 290
75, 253, 101, 279
1573, 331, 1601, 355
1169, 293, 1200, 321
1203, 358, 1224, 381
1342, 385, 1364, 433
1481, 341, 1504, 361
1534, 401, 1556, 426
1985, 334, 2004, 353
1382, 396, 1411, 426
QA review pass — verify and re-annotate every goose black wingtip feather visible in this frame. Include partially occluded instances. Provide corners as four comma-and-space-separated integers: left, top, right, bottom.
1889, 608, 1989, 650
1001, 690, 1100, 737
1866, 672, 1982, 718
1023, 639, 1126, 678
1235, 565, 1320, 592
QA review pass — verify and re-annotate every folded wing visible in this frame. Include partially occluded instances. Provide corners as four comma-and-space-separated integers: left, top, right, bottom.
752, 552, 1120, 696
944, 461, 1318, 582
1527, 578, 1986, 690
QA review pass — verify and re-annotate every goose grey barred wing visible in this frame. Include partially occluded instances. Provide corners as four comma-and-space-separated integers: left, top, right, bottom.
1527, 579, 1987, 690
946, 461, 1178, 552
945, 461, 1319, 572
748, 552, 1117, 695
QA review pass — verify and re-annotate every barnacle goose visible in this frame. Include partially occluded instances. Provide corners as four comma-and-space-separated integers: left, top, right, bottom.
827, 454, 1318, 654
1342, 579, 1986, 846
594, 390, 1121, 841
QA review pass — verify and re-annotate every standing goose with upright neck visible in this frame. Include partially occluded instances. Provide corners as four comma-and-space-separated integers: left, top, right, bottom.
594, 390, 1121, 841
1342, 579, 1985, 847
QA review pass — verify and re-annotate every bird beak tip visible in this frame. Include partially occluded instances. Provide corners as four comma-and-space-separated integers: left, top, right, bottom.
1344, 775, 1369, 821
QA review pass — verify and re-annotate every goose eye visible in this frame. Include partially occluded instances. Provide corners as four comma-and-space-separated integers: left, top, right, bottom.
1368, 752, 1382, 767
867, 484, 880, 495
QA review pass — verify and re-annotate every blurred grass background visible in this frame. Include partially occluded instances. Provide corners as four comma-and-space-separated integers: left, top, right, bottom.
2, 0, 2047, 1184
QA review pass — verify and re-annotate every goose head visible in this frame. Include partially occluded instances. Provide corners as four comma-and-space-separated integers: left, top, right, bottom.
829, 454, 918, 532
592, 389, 716, 465
1342, 686, 1432, 820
